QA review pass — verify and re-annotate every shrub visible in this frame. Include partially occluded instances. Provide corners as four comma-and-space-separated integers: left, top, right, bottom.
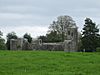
96, 47, 100, 52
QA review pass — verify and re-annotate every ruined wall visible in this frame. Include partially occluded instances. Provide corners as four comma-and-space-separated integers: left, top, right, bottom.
39, 43, 64, 51
64, 26, 78, 52
10, 39, 18, 50
31, 40, 64, 51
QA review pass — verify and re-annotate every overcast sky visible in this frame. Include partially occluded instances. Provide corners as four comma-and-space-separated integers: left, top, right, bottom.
0, 0, 100, 38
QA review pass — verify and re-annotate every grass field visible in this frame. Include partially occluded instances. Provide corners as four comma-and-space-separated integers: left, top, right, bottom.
0, 51, 100, 75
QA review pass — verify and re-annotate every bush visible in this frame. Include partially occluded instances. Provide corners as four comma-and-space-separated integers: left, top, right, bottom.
0, 38, 6, 50
96, 47, 100, 52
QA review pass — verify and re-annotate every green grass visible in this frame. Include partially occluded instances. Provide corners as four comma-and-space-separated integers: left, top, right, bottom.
0, 51, 100, 75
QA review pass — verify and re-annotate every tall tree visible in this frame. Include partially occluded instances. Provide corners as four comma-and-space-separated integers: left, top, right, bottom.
81, 18, 99, 52
49, 15, 76, 42
6, 32, 18, 50
23, 33, 32, 43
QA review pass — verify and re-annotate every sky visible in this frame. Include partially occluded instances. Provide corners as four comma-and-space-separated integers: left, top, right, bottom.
0, 0, 100, 39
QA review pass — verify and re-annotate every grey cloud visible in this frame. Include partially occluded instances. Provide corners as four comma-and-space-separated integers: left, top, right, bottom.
0, 0, 100, 39
0, 0, 100, 33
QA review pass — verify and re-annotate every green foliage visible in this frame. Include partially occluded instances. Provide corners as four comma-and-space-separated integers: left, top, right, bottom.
0, 51, 100, 75
96, 47, 100, 52
97, 36, 100, 47
6, 32, 18, 40
46, 31, 62, 42
6, 32, 18, 50
38, 36, 47, 43
0, 38, 6, 50
38, 31, 62, 43
0, 31, 3, 37
81, 18, 99, 52
23, 33, 32, 43
0, 31, 6, 50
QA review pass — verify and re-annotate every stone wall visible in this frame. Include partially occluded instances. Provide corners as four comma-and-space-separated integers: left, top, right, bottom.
9, 38, 78, 52
64, 26, 78, 52
39, 43, 64, 51
10, 39, 18, 50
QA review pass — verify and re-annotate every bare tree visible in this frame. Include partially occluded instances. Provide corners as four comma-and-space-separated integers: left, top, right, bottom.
49, 15, 76, 41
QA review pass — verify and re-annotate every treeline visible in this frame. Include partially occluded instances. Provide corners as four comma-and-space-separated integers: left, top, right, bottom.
0, 15, 100, 52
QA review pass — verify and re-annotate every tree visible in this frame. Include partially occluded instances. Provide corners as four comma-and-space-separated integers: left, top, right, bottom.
0, 31, 6, 50
81, 18, 99, 52
46, 31, 62, 42
0, 31, 3, 37
0, 38, 6, 50
49, 15, 76, 42
6, 32, 18, 50
38, 35, 47, 43
23, 33, 32, 43
6, 32, 18, 40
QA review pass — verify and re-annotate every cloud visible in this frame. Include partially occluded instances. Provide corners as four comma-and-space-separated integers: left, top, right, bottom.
0, 0, 100, 38
1, 26, 48, 39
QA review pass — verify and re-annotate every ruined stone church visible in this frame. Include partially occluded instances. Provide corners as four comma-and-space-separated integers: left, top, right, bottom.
10, 15, 78, 52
